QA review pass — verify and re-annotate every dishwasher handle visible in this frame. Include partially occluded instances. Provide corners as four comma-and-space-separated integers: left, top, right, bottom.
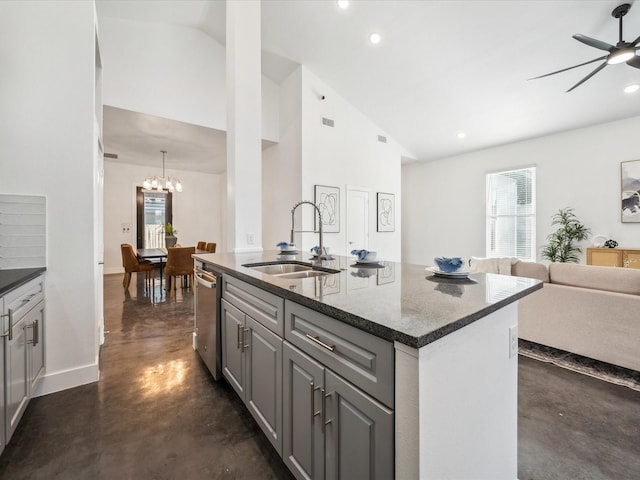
195, 269, 217, 289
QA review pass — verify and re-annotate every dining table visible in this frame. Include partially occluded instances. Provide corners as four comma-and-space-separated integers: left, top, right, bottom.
137, 247, 168, 286
137, 247, 209, 292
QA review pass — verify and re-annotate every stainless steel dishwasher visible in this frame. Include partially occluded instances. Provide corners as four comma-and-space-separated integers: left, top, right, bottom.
194, 261, 221, 380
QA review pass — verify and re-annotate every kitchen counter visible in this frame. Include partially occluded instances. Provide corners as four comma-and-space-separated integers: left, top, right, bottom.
193, 250, 541, 348
195, 250, 539, 478
0, 267, 46, 296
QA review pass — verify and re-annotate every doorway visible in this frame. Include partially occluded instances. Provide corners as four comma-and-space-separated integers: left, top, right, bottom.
346, 187, 369, 252
136, 187, 173, 249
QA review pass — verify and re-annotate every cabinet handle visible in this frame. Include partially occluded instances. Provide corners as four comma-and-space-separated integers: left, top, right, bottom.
322, 389, 334, 433
242, 327, 250, 351
311, 382, 322, 424
237, 323, 242, 350
34, 318, 39, 346
0, 310, 14, 341
305, 334, 335, 352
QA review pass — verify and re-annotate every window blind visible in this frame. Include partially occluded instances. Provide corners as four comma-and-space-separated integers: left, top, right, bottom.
486, 167, 536, 262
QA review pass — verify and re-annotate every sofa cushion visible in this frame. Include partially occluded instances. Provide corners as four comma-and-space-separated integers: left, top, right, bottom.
469, 257, 515, 274
512, 261, 550, 283
549, 262, 640, 295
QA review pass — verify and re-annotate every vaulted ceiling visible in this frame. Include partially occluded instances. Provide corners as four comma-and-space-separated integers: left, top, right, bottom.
98, 0, 640, 171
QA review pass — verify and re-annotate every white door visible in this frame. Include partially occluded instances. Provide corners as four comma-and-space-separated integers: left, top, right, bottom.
94, 31, 105, 346
94, 118, 104, 346
346, 188, 369, 252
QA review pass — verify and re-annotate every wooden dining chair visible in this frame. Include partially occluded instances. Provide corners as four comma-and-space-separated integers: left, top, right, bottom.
205, 242, 217, 253
197, 241, 207, 250
164, 246, 196, 297
121, 244, 155, 290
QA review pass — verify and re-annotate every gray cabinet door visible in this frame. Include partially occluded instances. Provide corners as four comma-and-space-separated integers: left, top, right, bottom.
0, 297, 5, 456
6, 314, 29, 442
245, 316, 283, 455
221, 299, 245, 398
283, 342, 325, 480
324, 370, 394, 480
28, 301, 45, 391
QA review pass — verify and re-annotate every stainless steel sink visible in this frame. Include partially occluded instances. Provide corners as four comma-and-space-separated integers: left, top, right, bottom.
243, 261, 340, 278
275, 270, 332, 279
247, 263, 313, 275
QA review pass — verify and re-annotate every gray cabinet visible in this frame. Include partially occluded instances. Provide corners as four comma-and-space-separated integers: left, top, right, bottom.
0, 296, 3, 457
324, 370, 393, 480
28, 300, 45, 391
283, 342, 393, 480
245, 315, 282, 453
284, 300, 394, 408
220, 275, 395, 479
283, 342, 325, 480
221, 295, 283, 455
6, 308, 29, 442
221, 299, 245, 397
2, 273, 45, 447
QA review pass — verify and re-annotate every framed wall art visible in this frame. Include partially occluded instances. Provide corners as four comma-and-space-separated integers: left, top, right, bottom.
377, 192, 395, 232
621, 159, 640, 223
314, 185, 340, 233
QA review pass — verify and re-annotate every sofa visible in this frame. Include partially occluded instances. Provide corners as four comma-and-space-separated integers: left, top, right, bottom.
511, 261, 640, 372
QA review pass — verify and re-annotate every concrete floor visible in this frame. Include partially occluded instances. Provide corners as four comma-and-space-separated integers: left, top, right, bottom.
0, 271, 638, 479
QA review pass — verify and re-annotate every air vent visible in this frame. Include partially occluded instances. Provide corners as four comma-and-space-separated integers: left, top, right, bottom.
104, 152, 118, 159
377, 135, 387, 143
322, 117, 335, 127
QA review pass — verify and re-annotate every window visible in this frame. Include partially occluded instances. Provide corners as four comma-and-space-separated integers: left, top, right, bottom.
486, 167, 536, 261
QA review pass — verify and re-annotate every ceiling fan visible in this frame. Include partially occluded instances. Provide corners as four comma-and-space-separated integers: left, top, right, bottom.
531, 3, 640, 92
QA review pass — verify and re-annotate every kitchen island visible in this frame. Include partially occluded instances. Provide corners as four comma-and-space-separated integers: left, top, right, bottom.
193, 250, 541, 480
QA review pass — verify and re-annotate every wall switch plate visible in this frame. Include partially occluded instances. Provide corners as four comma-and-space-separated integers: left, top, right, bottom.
247, 232, 255, 245
509, 325, 518, 358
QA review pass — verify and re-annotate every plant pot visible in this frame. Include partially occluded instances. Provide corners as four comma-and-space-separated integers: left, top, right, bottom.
165, 235, 177, 248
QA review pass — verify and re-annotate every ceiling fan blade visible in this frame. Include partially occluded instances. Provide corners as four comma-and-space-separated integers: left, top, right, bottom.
566, 61, 608, 92
529, 55, 608, 80
627, 55, 640, 68
631, 34, 640, 47
573, 33, 614, 51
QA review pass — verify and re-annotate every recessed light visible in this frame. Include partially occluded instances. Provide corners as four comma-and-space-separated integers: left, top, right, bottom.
457, 132, 467, 139
624, 83, 639, 93
369, 33, 381, 44
337, 0, 349, 9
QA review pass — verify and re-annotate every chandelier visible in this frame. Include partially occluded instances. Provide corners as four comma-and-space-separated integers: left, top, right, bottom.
142, 150, 183, 193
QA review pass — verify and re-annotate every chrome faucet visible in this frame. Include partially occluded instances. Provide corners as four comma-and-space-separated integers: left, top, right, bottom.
290, 200, 327, 259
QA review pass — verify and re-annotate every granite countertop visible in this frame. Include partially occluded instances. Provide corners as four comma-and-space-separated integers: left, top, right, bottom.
0, 267, 46, 297
194, 251, 542, 348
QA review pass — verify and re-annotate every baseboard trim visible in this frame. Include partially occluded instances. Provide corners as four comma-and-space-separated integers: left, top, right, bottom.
32, 362, 100, 397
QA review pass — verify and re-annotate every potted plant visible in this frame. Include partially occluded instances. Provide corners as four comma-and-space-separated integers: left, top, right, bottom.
541, 208, 591, 263
164, 223, 178, 248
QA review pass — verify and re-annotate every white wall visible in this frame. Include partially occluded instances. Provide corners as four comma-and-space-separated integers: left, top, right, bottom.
103, 161, 225, 274
262, 68, 303, 249
262, 66, 403, 260
402, 115, 640, 266
299, 67, 403, 260
0, 1, 100, 393
98, 16, 279, 142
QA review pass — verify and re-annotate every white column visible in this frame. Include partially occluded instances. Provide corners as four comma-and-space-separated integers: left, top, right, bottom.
226, 0, 262, 253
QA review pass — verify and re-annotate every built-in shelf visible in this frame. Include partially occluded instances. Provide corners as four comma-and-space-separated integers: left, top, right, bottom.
0, 195, 46, 269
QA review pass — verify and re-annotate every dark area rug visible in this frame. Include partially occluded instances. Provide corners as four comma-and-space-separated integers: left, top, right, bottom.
519, 339, 640, 392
